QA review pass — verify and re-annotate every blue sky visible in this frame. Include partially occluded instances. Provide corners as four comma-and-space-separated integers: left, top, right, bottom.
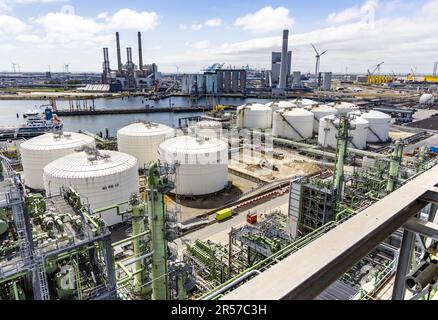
0, 0, 437, 74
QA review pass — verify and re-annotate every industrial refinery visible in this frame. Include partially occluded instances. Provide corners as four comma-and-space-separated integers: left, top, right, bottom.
0, 1, 438, 307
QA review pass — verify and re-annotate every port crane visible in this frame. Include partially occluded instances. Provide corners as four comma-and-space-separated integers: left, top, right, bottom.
367, 62, 384, 76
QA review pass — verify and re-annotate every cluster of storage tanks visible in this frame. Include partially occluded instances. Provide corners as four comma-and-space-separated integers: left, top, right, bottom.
20, 121, 229, 226
236, 100, 391, 150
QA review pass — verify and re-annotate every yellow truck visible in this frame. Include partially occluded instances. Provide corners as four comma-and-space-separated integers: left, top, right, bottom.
215, 208, 233, 221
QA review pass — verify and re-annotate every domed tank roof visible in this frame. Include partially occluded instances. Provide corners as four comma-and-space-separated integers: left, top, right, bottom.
266, 101, 297, 109
361, 110, 391, 120
322, 114, 368, 126
20, 132, 95, 151
291, 98, 319, 106
237, 103, 271, 111
310, 104, 337, 113
44, 150, 138, 179
196, 120, 222, 129
159, 135, 227, 155
419, 93, 435, 105
117, 122, 174, 137
281, 108, 314, 118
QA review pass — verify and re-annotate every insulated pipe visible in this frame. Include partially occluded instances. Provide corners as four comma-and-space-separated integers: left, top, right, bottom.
202, 270, 261, 300
138, 32, 143, 71
116, 32, 122, 73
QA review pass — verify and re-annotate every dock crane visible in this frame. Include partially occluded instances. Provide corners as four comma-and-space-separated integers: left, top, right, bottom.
367, 62, 384, 76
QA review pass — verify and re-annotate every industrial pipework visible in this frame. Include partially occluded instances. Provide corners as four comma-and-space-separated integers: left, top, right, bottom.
129, 194, 147, 296
386, 140, 404, 193
333, 115, 350, 202
147, 162, 170, 300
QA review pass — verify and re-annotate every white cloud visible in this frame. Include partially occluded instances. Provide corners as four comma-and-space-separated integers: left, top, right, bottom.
159, 0, 438, 73
185, 40, 210, 49
98, 8, 159, 30
205, 18, 222, 27
0, 14, 28, 34
327, 0, 379, 24
190, 23, 203, 31
234, 6, 295, 33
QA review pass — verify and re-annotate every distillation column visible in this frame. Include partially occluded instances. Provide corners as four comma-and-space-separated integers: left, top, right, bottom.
130, 194, 147, 296
333, 116, 349, 202
147, 163, 169, 300
386, 140, 404, 193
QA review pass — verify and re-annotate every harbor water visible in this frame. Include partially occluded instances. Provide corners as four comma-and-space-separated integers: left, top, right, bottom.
0, 96, 271, 136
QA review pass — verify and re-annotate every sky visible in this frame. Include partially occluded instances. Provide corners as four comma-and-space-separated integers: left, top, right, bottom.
0, 0, 437, 74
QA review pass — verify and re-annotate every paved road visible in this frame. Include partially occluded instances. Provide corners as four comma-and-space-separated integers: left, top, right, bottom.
172, 194, 289, 252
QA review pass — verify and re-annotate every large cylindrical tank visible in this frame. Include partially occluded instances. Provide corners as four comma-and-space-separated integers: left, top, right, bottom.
308, 104, 337, 133
272, 108, 313, 140
20, 132, 96, 190
318, 115, 369, 150
43, 150, 139, 226
419, 93, 435, 106
361, 110, 391, 142
236, 103, 272, 129
117, 122, 174, 169
329, 101, 359, 114
291, 98, 320, 107
265, 101, 297, 113
158, 135, 228, 196
196, 120, 222, 139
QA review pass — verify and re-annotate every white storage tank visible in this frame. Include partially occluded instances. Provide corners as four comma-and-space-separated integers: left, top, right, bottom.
43, 150, 139, 226
291, 98, 320, 107
117, 122, 174, 169
158, 135, 228, 196
361, 110, 391, 143
308, 104, 338, 133
196, 120, 222, 139
272, 108, 313, 140
236, 103, 272, 129
20, 132, 96, 190
318, 115, 369, 150
265, 101, 297, 113
329, 101, 359, 114
419, 93, 435, 106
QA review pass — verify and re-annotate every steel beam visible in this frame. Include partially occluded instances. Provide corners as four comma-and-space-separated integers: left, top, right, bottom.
222, 165, 438, 300
404, 218, 438, 240
392, 229, 415, 300
420, 187, 438, 204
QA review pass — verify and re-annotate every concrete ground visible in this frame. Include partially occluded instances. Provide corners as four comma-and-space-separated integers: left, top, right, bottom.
173, 193, 290, 255
165, 173, 259, 222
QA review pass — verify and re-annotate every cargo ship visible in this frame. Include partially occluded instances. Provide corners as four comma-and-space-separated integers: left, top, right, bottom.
0, 106, 62, 140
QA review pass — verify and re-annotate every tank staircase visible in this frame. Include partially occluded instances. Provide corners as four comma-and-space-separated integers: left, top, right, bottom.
368, 127, 384, 143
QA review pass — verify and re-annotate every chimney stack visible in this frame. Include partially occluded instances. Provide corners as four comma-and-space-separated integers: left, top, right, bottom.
138, 32, 144, 71
116, 32, 122, 73
278, 29, 289, 89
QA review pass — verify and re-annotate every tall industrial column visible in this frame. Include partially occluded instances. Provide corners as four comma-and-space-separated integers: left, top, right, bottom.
386, 140, 404, 193
333, 116, 350, 203
147, 162, 169, 300
129, 194, 147, 296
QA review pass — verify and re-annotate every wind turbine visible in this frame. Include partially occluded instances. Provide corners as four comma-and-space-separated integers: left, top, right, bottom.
311, 44, 328, 78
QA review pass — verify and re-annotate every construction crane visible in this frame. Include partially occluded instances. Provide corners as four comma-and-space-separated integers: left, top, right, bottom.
311, 44, 328, 78
367, 62, 384, 76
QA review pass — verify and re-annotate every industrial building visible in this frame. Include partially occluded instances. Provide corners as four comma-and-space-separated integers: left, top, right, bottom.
101, 32, 161, 91
181, 65, 247, 96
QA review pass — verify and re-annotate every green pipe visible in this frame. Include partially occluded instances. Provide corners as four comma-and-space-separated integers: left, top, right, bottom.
333, 116, 349, 203
386, 140, 403, 193
147, 162, 169, 300
112, 230, 149, 247
130, 195, 147, 296
200, 221, 336, 299
12, 281, 20, 300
